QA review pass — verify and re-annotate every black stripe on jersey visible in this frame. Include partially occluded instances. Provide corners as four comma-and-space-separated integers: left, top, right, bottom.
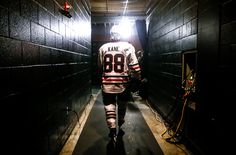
129, 63, 139, 67
131, 70, 141, 73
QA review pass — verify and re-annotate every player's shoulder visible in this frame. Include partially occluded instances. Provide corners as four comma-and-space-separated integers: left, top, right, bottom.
99, 42, 112, 49
118, 41, 133, 46
118, 41, 130, 44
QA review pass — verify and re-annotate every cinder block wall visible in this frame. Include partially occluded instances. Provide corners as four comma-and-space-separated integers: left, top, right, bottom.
147, 0, 197, 120
0, 0, 91, 154
146, 0, 199, 153
147, 0, 236, 154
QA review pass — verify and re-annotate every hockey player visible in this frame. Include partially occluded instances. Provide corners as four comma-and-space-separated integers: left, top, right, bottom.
98, 25, 141, 141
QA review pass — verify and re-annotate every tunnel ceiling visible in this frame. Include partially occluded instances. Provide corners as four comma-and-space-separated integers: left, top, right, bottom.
90, 0, 159, 23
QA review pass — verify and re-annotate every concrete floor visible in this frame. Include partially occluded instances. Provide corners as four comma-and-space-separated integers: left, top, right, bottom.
59, 87, 193, 155
132, 94, 193, 155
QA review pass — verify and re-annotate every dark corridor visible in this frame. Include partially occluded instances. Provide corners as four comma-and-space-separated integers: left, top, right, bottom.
0, 0, 235, 155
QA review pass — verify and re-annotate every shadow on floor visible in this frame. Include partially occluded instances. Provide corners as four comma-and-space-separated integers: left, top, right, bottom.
72, 91, 164, 155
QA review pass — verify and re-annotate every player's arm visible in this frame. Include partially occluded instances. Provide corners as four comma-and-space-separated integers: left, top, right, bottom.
97, 48, 104, 80
98, 45, 106, 70
128, 45, 141, 80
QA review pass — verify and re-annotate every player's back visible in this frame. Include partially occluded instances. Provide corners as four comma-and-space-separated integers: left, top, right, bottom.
99, 41, 139, 93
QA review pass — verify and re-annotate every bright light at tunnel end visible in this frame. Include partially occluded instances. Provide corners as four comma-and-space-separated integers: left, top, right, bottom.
116, 18, 133, 39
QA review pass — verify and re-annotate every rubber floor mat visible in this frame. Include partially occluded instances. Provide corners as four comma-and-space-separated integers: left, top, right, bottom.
72, 92, 164, 155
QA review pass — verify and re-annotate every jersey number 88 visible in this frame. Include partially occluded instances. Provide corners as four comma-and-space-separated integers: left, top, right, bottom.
104, 54, 124, 73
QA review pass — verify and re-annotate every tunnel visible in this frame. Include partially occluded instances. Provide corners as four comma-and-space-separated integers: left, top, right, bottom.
0, 0, 235, 155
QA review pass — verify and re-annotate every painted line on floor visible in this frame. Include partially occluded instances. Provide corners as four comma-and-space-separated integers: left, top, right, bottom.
59, 90, 100, 155
132, 94, 191, 155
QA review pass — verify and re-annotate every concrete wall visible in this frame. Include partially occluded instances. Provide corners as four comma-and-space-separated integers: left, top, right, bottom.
146, 0, 197, 121
146, 0, 236, 154
0, 0, 91, 154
